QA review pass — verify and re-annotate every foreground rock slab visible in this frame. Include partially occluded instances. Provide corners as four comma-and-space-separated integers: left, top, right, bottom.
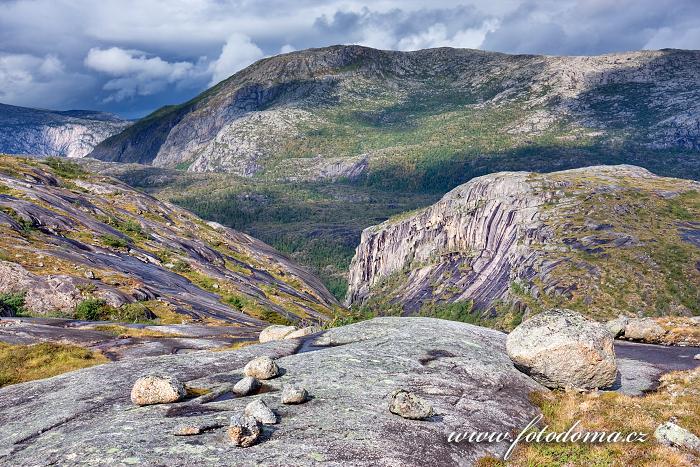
507, 309, 617, 389
0, 317, 544, 466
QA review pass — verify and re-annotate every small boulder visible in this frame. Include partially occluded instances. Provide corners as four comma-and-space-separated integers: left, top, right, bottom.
243, 356, 280, 380
130, 374, 186, 406
281, 385, 308, 404
244, 399, 277, 425
694, 354, 700, 361
388, 389, 434, 420
259, 325, 297, 343
624, 318, 666, 342
233, 376, 261, 396
605, 316, 628, 338
228, 415, 261, 447
284, 326, 322, 340
506, 309, 617, 389
654, 421, 700, 452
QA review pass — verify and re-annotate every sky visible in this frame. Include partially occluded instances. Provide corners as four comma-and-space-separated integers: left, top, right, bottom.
1, 0, 698, 118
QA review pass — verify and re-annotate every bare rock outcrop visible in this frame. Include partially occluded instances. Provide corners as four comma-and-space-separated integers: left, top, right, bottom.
0, 155, 338, 324
0, 103, 130, 158
345, 165, 700, 322
0, 317, 545, 466
506, 309, 617, 389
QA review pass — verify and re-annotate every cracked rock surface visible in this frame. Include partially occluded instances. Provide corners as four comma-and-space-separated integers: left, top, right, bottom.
0, 317, 544, 466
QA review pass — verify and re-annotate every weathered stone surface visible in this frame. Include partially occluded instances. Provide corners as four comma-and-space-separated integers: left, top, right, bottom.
624, 318, 667, 342
244, 399, 277, 425
344, 165, 700, 320
606, 316, 629, 338
284, 326, 322, 339
130, 374, 187, 406
654, 421, 700, 452
243, 356, 280, 380
227, 415, 261, 447
0, 317, 545, 466
259, 324, 297, 343
388, 389, 434, 420
232, 376, 261, 396
281, 385, 308, 404
0, 155, 338, 323
506, 309, 617, 389
0, 103, 130, 158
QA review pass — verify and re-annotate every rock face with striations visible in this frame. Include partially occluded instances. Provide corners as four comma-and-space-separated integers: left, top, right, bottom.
345, 165, 700, 323
0, 317, 545, 466
0, 155, 338, 324
506, 309, 617, 389
0, 103, 130, 158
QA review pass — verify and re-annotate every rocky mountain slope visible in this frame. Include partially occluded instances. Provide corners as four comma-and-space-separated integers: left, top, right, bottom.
0, 155, 338, 326
91, 45, 700, 184
346, 165, 700, 326
0, 103, 130, 158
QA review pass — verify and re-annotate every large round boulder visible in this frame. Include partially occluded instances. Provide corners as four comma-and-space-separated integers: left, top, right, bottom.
506, 309, 617, 389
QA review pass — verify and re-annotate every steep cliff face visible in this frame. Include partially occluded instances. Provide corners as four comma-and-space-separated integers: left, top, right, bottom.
0, 103, 130, 158
91, 46, 700, 182
346, 165, 700, 324
0, 155, 338, 325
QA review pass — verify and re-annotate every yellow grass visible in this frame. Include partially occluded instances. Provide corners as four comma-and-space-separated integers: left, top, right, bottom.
0, 342, 109, 387
480, 368, 700, 466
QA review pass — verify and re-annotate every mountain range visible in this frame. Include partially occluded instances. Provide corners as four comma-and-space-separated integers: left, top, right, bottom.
0, 103, 130, 158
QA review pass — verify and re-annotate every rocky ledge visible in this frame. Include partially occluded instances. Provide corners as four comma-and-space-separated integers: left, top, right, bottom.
0, 317, 545, 466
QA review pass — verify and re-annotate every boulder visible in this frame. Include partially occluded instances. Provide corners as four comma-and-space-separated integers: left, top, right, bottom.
654, 421, 700, 452
281, 385, 308, 404
130, 374, 187, 406
243, 356, 280, 380
227, 415, 261, 447
259, 325, 297, 343
624, 318, 667, 342
388, 389, 434, 420
506, 308, 617, 389
233, 376, 261, 396
605, 316, 629, 338
244, 399, 277, 424
695, 354, 700, 361
284, 326, 322, 339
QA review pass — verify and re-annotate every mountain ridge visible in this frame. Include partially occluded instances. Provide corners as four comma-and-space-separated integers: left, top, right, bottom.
0, 103, 131, 158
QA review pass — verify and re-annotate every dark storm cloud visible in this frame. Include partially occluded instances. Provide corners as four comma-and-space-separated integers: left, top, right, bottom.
0, 0, 698, 117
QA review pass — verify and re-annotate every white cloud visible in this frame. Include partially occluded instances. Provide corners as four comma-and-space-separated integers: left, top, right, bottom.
395, 20, 500, 50
0, 53, 94, 108
280, 44, 296, 54
85, 47, 202, 101
208, 33, 265, 86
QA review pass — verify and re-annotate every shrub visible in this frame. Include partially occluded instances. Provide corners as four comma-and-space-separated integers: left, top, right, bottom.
100, 234, 129, 249
109, 303, 156, 323
0, 292, 26, 316
43, 157, 86, 179
74, 298, 108, 321
171, 259, 191, 273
